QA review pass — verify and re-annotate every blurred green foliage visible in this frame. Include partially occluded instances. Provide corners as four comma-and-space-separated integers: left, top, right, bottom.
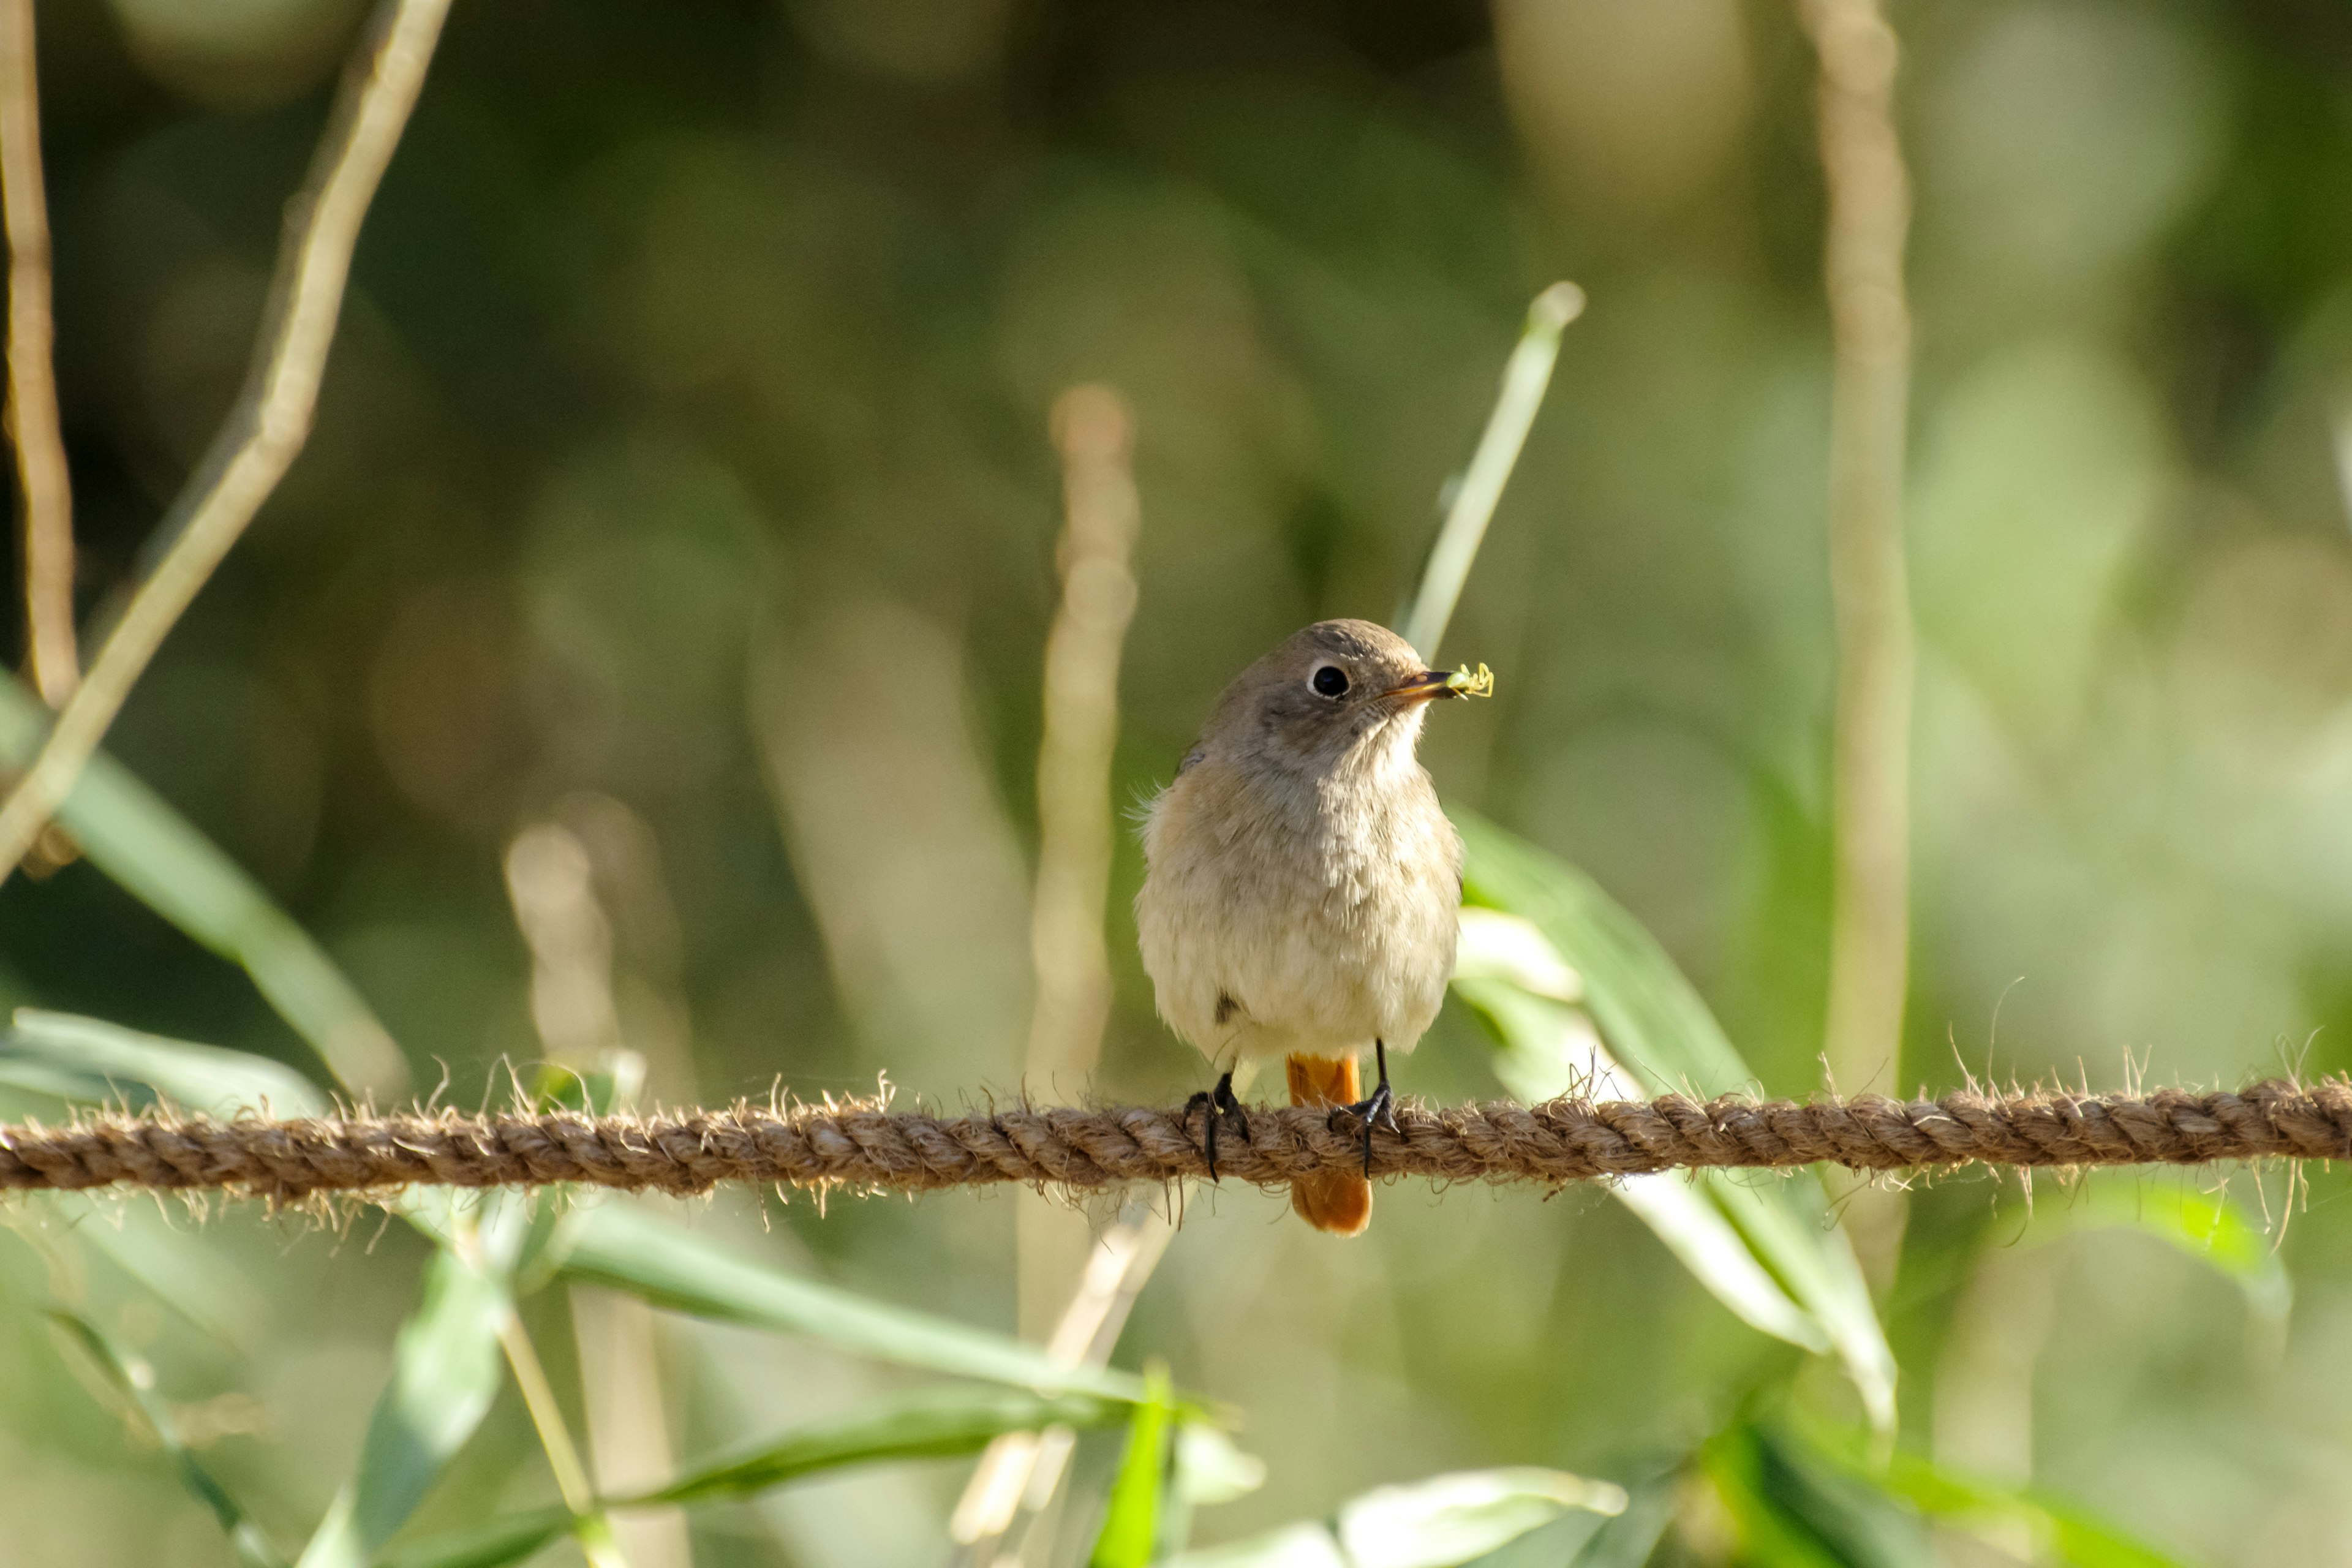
10, 0, 2352, 1563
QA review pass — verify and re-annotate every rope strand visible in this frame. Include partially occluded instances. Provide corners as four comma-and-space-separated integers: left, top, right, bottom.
1, 1081, 2346, 1200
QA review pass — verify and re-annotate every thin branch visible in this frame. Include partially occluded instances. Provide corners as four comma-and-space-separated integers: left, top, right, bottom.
1801, 0, 1915, 1101
0, 0, 74, 706
1396, 281, 1584, 663
0, 0, 452, 886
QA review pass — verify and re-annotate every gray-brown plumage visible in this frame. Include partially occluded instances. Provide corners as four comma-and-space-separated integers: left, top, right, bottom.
1136, 619, 1480, 1234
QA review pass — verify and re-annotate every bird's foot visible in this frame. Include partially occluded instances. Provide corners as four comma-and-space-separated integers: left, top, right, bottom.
1335, 1039, 1400, 1177
1187, 1071, 1250, 1180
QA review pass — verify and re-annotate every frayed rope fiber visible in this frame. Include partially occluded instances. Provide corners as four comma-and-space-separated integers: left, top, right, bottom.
4, 1080, 2352, 1200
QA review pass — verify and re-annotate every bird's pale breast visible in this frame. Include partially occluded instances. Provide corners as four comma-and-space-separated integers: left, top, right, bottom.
1136, 745, 1461, 1068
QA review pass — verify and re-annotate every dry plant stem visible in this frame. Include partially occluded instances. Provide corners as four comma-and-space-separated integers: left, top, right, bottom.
0, 0, 451, 885
1398, 281, 1584, 663
1802, 0, 1915, 1102
1025, 385, 1140, 1099
954, 1207, 1175, 1558
0, 0, 74, 705
10, 1080, 2352, 1198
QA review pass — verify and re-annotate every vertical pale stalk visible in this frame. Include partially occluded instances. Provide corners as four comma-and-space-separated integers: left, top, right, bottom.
505, 821, 673, 1568
1017, 386, 1142, 1339
0, 0, 74, 706
954, 1205, 1175, 1562
0, 0, 452, 884
1397, 281, 1584, 663
1801, 0, 1914, 1104
994, 385, 1145, 1566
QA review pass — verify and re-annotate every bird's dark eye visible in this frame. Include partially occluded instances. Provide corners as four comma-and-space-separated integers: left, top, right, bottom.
1311, 665, 1349, 698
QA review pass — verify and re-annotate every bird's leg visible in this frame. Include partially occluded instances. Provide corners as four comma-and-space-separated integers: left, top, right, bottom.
1340, 1039, 1400, 1177
1187, 1070, 1250, 1180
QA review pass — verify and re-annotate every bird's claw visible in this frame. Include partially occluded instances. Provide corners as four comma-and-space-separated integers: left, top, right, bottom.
1336, 1082, 1397, 1177
1188, 1071, 1250, 1180
1335, 1038, 1400, 1178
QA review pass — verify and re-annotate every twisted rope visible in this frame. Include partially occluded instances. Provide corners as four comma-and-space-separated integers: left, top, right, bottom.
1, 1080, 2347, 1201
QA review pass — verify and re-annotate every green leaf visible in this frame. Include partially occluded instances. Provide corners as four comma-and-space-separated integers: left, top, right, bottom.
381, 1385, 1131, 1568
2036, 1179, 2290, 1329
0, 673, 405, 1096
3, 1008, 328, 1117
559, 1204, 1152, 1401
1450, 973, 1828, 1354
1165, 1467, 1624, 1568
1795, 1423, 2190, 1568
376, 1510, 571, 1568
47, 1308, 284, 1568
1091, 1362, 1177, 1568
1702, 1423, 1932, 1568
634, 1384, 1126, 1507
298, 1201, 531, 1568
1336, 1468, 1629, 1568
1455, 812, 1896, 1432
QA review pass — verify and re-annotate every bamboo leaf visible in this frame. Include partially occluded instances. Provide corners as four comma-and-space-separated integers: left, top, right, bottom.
3, 1008, 328, 1117
1452, 973, 1829, 1354
0, 673, 405, 1096
1335, 1468, 1628, 1568
1702, 1423, 1931, 1568
298, 1201, 532, 1568
2037, 1179, 2290, 1329
559, 1204, 1152, 1401
1164, 1466, 1624, 1568
631, 1384, 1126, 1508
1455, 811, 1896, 1432
377, 1510, 570, 1568
1090, 1363, 1177, 1568
47, 1308, 284, 1568
381, 1386, 1131, 1568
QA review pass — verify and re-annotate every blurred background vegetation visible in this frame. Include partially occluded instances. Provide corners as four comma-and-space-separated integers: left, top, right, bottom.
7, 0, 2352, 1563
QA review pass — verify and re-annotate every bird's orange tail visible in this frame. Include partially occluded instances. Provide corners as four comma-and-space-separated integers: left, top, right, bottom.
1286, 1053, 1371, 1235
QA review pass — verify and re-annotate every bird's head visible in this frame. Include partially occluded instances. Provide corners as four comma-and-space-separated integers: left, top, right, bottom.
1201, 619, 1491, 783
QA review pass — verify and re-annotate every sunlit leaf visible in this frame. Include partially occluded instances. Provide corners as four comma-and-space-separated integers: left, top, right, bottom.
3, 1008, 328, 1118
1336, 1468, 1627, 1568
1566, 1476, 1679, 1568
1174, 1423, 1268, 1508
1090, 1362, 1177, 1568
1164, 1466, 1623, 1568
559, 1204, 1152, 1400
47, 1308, 284, 1568
1452, 973, 1828, 1353
1455, 811, 1896, 1432
297, 1202, 532, 1568
0, 673, 405, 1096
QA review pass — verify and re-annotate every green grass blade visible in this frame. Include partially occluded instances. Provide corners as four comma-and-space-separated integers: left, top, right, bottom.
559, 1204, 1151, 1401
47, 1308, 285, 1568
1703, 1423, 1932, 1568
1396, 282, 1586, 662
298, 1213, 521, 1568
0, 673, 405, 1096
1090, 1363, 1176, 1568
630, 1384, 1125, 1507
1455, 811, 1896, 1433
5, 1008, 329, 1117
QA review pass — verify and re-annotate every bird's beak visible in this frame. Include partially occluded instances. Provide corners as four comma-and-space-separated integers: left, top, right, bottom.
1384, 663, 1495, 704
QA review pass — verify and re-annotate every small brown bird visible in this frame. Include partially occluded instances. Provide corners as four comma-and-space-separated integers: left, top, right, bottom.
1136, 619, 1488, 1235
